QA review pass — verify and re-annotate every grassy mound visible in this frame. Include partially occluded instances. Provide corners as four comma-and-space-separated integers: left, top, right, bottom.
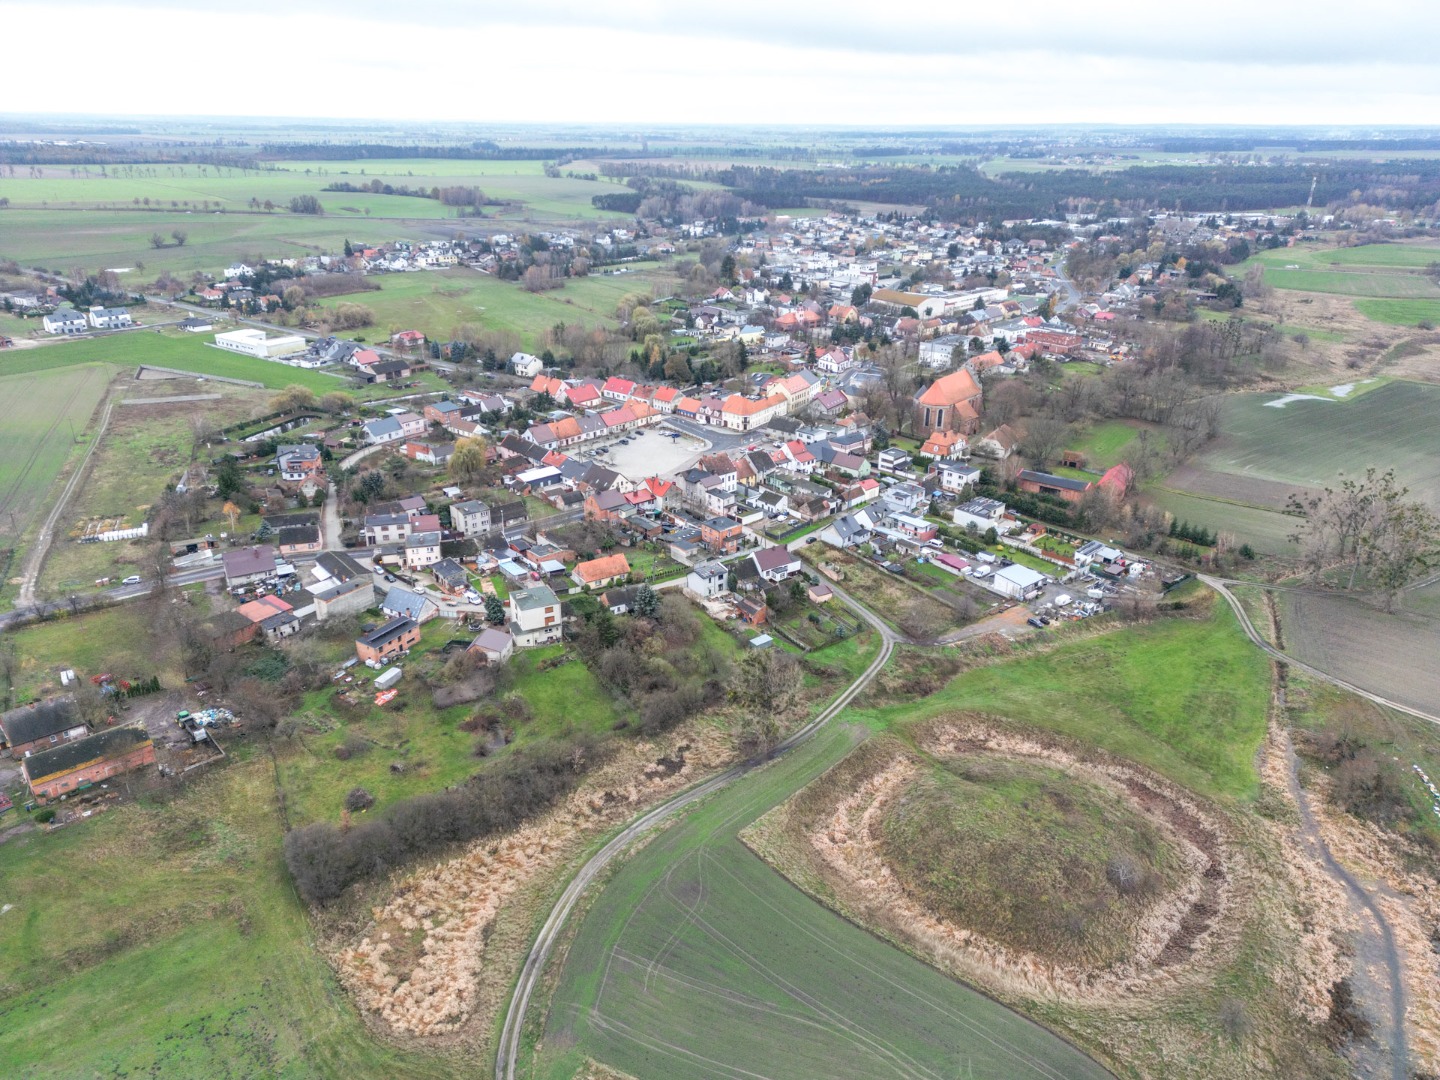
878, 755, 1182, 968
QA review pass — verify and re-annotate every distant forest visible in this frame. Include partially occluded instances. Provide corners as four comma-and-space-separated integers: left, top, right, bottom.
599, 160, 1440, 220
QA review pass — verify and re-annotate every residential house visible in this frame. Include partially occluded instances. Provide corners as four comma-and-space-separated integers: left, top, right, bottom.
236, 595, 300, 641
401, 441, 454, 467
355, 617, 421, 664
920, 430, 967, 460
599, 584, 642, 614
382, 585, 439, 624
507, 583, 563, 647
938, 460, 982, 495
974, 424, 1021, 459
222, 546, 277, 588
87, 306, 133, 329
811, 387, 849, 418
363, 513, 412, 546
752, 545, 802, 583
391, 330, 426, 350
700, 516, 744, 555
918, 334, 966, 369
22, 724, 155, 803
1, 698, 86, 760
42, 309, 89, 334
276, 444, 323, 484
685, 561, 729, 599
275, 521, 322, 557
450, 499, 491, 537
875, 447, 913, 475
889, 513, 938, 542
362, 416, 404, 445
572, 553, 630, 590
952, 496, 1015, 535
404, 530, 443, 569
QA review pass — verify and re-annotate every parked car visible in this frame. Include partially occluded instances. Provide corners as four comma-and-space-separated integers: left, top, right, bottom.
384, 573, 396, 582
121, 575, 142, 585
1027, 617, 1046, 628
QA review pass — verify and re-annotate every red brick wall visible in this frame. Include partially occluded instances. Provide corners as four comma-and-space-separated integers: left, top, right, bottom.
31, 743, 156, 801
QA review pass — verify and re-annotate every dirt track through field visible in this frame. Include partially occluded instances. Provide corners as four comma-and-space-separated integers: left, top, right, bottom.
1273, 702, 1409, 1080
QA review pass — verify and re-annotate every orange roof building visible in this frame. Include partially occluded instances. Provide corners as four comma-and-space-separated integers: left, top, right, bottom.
914, 368, 983, 436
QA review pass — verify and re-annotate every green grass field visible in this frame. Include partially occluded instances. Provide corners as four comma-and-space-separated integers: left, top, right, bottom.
0, 363, 111, 550
860, 603, 1271, 803
1230, 243, 1440, 322
1352, 298, 1440, 326
0, 331, 435, 397
322, 265, 680, 352
1147, 490, 1297, 555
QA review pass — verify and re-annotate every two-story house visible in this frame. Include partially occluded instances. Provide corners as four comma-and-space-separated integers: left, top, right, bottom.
507, 583, 563, 647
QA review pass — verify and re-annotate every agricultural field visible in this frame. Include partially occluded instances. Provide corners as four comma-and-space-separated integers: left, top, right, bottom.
0, 159, 649, 279
1232, 242, 1440, 326
1280, 588, 1440, 719
0, 363, 112, 556
1150, 379, 1440, 558
313, 264, 681, 352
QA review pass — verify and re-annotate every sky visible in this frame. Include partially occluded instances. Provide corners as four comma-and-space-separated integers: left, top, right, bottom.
6, 0, 1440, 127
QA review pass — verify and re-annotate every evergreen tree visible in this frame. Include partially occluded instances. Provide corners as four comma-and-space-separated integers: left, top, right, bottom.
484, 594, 506, 626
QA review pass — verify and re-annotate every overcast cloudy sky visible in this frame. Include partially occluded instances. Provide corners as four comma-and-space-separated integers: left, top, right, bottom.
8, 0, 1440, 126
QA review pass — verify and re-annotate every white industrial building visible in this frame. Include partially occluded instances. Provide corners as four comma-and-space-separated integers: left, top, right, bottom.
213, 328, 306, 359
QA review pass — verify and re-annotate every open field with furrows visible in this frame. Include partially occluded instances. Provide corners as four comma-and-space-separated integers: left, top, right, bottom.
740, 603, 1366, 1080
0, 363, 111, 552
315, 265, 681, 353
1278, 587, 1440, 719
1196, 381, 1440, 505
1150, 379, 1440, 558
0, 159, 639, 221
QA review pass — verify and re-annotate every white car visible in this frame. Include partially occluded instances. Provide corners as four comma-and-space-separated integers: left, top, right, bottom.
121, 575, 142, 585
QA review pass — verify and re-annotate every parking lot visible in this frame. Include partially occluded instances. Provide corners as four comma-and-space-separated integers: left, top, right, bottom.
585, 425, 711, 481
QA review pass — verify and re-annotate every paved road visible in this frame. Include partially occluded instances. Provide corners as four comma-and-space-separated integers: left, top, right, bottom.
495, 584, 899, 1080
1201, 575, 1440, 728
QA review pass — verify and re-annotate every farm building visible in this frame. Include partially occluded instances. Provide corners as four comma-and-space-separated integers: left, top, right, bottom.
1, 697, 86, 760
1017, 470, 1093, 504
22, 724, 156, 803
990, 563, 1049, 600
355, 617, 421, 664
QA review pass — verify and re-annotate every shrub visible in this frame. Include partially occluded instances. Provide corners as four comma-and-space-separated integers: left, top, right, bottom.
344, 787, 375, 813
34, 808, 56, 824
284, 738, 599, 904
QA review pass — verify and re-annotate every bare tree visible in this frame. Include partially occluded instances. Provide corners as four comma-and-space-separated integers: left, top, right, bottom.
1019, 415, 1071, 468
